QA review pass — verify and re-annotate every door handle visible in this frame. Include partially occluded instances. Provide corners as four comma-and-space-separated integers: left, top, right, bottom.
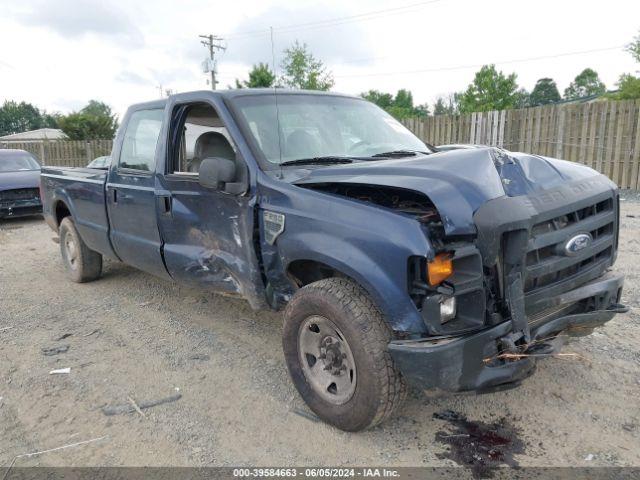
112, 188, 117, 204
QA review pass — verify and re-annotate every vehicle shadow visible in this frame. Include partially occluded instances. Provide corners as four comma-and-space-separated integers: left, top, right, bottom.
0, 214, 44, 230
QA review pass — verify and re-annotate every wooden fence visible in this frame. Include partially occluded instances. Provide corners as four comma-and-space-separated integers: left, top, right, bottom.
0, 139, 113, 167
403, 99, 640, 189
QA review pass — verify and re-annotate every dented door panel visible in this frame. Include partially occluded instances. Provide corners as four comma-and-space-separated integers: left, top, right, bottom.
155, 176, 266, 309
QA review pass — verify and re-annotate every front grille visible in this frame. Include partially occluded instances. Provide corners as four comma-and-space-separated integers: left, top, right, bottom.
523, 196, 616, 294
527, 302, 579, 327
0, 188, 39, 203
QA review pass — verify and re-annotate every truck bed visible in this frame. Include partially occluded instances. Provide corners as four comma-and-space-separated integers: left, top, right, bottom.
40, 166, 115, 259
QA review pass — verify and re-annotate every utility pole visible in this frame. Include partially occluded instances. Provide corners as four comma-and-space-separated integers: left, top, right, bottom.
199, 34, 226, 90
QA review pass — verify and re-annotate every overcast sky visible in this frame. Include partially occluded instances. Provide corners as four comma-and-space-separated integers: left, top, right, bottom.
1, 0, 639, 118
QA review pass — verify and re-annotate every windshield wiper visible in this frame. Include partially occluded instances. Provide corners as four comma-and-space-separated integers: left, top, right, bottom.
280, 156, 357, 167
370, 149, 431, 158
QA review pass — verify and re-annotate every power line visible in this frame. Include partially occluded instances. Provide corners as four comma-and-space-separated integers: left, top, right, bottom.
333, 45, 626, 78
215, 45, 625, 86
225, 0, 445, 39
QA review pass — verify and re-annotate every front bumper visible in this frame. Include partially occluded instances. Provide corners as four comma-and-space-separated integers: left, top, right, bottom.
389, 272, 625, 392
0, 199, 42, 218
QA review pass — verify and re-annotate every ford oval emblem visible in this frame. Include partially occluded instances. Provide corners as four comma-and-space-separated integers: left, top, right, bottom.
564, 233, 592, 256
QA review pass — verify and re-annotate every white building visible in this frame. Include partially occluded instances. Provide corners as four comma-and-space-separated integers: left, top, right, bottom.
0, 128, 68, 141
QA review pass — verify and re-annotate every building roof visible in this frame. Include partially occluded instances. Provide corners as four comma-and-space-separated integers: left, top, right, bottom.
0, 128, 68, 141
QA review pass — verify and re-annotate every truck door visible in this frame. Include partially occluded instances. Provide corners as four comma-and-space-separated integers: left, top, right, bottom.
155, 98, 263, 300
106, 105, 171, 280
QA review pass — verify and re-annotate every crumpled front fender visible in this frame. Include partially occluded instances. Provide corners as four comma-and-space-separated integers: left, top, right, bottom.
257, 175, 434, 333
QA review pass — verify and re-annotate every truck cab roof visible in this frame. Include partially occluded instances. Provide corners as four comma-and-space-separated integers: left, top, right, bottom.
126, 89, 359, 112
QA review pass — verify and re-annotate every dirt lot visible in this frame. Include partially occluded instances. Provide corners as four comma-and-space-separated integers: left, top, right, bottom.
1, 195, 639, 469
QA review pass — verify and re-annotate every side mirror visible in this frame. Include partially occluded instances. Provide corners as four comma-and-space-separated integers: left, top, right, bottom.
198, 157, 236, 191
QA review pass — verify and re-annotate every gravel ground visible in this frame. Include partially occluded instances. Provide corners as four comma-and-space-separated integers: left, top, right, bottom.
1, 194, 639, 468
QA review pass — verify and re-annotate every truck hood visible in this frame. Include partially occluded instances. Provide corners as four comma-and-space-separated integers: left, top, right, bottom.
0, 169, 41, 191
294, 147, 610, 236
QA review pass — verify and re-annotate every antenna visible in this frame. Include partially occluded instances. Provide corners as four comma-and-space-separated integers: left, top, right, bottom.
270, 26, 284, 177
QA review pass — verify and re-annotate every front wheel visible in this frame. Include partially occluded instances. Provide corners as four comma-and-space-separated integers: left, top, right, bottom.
59, 217, 102, 283
283, 278, 406, 431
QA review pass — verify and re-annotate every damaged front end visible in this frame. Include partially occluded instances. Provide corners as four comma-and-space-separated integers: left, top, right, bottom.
294, 147, 627, 392
390, 172, 627, 392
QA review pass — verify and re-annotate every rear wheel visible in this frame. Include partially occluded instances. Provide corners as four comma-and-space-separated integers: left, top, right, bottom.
283, 278, 406, 431
59, 217, 102, 283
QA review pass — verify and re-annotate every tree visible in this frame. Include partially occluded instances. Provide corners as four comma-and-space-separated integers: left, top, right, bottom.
235, 63, 276, 89
362, 89, 427, 119
361, 90, 394, 109
608, 74, 640, 100
563, 68, 606, 100
57, 100, 118, 140
514, 88, 531, 109
627, 30, 640, 64
456, 65, 520, 113
280, 41, 334, 91
529, 78, 561, 106
433, 95, 458, 115
607, 31, 640, 100
387, 89, 416, 119
0, 100, 58, 136
413, 103, 430, 117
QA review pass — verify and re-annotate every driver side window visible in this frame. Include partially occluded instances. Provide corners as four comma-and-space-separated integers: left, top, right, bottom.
171, 103, 236, 174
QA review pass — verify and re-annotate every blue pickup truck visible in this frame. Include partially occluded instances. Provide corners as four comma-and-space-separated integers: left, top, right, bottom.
41, 89, 626, 431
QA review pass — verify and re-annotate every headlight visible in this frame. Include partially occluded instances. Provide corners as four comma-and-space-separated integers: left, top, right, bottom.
440, 295, 457, 323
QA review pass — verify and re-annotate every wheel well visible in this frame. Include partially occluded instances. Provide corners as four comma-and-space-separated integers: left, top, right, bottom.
55, 201, 71, 227
287, 259, 348, 287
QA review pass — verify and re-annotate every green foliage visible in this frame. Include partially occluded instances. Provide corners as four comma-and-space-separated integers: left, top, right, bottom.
393, 89, 413, 110
280, 41, 334, 91
529, 78, 561, 106
563, 68, 606, 100
235, 63, 276, 89
362, 89, 428, 119
57, 100, 118, 140
607, 74, 640, 100
361, 90, 394, 109
413, 103, 430, 117
0, 100, 58, 136
456, 65, 520, 113
604, 31, 640, 101
433, 95, 458, 115
627, 31, 640, 64
514, 88, 531, 109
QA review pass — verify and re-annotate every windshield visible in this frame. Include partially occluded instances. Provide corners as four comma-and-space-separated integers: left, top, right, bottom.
0, 153, 40, 172
231, 94, 430, 167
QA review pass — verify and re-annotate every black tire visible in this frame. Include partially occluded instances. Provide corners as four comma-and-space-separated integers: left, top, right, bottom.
283, 278, 407, 431
59, 216, 102, 283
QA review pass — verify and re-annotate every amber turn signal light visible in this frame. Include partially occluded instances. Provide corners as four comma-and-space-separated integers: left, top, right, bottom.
427, 253, 453, 286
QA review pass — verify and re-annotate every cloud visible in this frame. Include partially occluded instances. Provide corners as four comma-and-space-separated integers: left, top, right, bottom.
15, 0, 144, 47
221, 5, 374, 69
115, 71, 150, 86
114, 65, 200, 91
0, 59, 15, 70
149, 67, 199, 85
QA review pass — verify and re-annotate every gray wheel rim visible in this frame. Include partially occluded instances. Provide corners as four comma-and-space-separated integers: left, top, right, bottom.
298, 315, 357, 405
64, 232, 78, 271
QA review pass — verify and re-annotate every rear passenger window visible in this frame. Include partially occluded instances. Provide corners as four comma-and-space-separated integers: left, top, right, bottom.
119, 109, 164, 171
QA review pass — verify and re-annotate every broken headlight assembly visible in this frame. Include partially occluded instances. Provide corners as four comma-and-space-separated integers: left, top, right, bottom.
439, 295, 457, 323
409, 245, 486, 335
